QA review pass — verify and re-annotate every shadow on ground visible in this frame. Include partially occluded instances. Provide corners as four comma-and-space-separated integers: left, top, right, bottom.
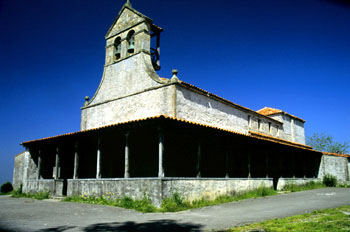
83, 220, 203, 232
0, 220, 203, 232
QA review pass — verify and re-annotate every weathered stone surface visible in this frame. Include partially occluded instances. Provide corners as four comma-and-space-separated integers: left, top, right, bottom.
12, 152, 25, 190
318, 155, 350, 182
66, 178, 273, 207
162, 178, 273, 202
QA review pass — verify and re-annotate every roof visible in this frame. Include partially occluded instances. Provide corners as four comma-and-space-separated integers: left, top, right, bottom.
322, 152, 350, 158
21, 115, 318, 152
249, 130, 312, 150
257, 107, 306, 123
105, 2, 153, 39
14, 151, 25, 158
178, 81, 283, 125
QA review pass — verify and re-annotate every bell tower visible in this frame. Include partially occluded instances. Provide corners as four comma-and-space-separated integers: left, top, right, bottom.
104, 0, 162, 70
81, 0, 171, 130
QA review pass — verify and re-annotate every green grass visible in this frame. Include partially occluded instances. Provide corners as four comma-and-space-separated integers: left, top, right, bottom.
226, 205, 350, 232
63, 194, 156, 213
63, 186, 277, 213
283, 181, 326, 192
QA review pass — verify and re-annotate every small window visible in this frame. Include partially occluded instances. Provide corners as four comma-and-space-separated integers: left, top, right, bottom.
127, 30, 135, 54
277, 126, 280, 136
247, 115, 251, 128
268, 122, 272, 133
114, 37, 121, 60
258, 119, 261, 131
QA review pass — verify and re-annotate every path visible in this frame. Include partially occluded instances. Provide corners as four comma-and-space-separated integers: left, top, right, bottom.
0, 188, 349, 231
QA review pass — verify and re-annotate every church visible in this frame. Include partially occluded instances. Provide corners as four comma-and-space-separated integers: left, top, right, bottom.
13, 0, 349, 206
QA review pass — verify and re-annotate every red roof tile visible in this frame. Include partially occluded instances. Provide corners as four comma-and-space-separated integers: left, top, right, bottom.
257, 107, 305, 122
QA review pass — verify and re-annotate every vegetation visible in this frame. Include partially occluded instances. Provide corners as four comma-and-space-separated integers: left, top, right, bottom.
11, 185, 50, 200
323, 174, 338, 187
226, 205, 350, 232
306, 133, 349, 154
283, 181, 325, 192
64, 186, 277, 213
0, 182, 13, 194
63, 193, 156, 213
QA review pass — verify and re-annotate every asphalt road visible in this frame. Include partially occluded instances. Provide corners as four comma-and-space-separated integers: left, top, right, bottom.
0, 188, 349, 232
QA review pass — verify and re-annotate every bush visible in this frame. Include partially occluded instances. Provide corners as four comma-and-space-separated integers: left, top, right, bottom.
1, 182, 13, 193
323, 174, 337, 187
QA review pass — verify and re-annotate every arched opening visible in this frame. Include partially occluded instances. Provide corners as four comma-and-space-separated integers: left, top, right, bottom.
127, 30, 135, 54
114, 37, 121, 60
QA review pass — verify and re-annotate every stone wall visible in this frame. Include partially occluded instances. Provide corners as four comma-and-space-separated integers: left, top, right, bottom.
67, 178, 273, 207
162, 178, 273, 202
318, 155, 350, 182
12, 152, 25, 190
176, 85, 281, 135
276, 178, 320, 191
23, 179, 64, 196
67, 178, 163, 206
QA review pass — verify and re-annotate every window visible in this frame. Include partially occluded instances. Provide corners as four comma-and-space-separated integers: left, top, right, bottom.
268, 122, 272, 134
258, 119, 261, 131
114, 37, 121, 60
248, 115, 251, 128
127, 30, 135, 54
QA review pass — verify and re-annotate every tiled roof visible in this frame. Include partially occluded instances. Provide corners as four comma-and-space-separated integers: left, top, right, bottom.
322, 152, 350, 158
249, 130, 312, 150
21, 115, 318, 152
178, 81, 283, 125
257, 107, 306, 123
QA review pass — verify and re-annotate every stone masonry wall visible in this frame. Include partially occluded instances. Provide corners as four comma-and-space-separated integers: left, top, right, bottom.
12, 152, 25, 190
176, 85, 280, 135
276, 178, 320, 191
67, 178, 273, 207
318, 155, 349, 182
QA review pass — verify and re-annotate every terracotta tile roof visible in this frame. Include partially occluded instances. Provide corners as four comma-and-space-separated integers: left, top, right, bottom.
322, 152, 350, 158
177, 81, 283, 125
21, 115, 318, 152
257, 107, 306, 123
249, 130, 313, 150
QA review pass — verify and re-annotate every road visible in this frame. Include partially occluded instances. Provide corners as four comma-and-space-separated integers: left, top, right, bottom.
0, 188, 349, 231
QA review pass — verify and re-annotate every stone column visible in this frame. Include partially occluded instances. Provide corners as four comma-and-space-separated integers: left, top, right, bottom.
248, 152, 251, 178
265, 152, 269, 178
196, 142, 201, 178
96, 137, 101, 179
37, 150, 42, 180
158, 129, 164, 178
225, 151, 230, 178
124, 132, 130, 178
54, 147, 60, 180
73, 142, 79, 179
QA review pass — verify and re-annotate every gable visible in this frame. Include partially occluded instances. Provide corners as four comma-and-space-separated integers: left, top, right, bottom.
105, 6, 151, 39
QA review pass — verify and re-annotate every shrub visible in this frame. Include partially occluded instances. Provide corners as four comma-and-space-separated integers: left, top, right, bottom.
1, 182, 13, 193
323, 174, 337, 187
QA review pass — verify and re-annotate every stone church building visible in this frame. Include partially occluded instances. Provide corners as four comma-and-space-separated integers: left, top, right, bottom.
13, 1, 349, 206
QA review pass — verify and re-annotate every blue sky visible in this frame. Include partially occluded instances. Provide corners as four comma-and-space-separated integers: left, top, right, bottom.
0, 0, 349, 185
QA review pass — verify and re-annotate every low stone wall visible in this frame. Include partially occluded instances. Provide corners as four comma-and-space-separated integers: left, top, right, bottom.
162, 178, 273, 202
276, 178, 320, 191
67, 178, 273, 207
67, 178, 163, 206
23, 179, 64, 196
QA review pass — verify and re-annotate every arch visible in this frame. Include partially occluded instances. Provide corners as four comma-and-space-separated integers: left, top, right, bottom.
114, 37, 121, 60
127, 30, 135, 54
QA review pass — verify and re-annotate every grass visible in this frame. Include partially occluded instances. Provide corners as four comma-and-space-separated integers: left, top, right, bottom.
63, 194, 157, 213
12, 191, 50, 200
282, 181, 326, 192
63, 186, 277, 213
225, 205, 350, 232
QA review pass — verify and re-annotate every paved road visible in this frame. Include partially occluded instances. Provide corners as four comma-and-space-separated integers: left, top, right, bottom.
0, 188, 349, 232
